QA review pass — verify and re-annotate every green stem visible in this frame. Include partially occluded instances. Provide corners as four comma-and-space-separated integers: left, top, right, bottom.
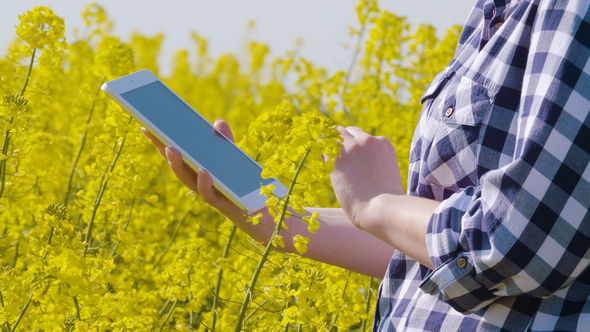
109, 199, 134, 259
361, 277, 374, 332
10, 236, 19, 269
284, 302, 290, 332
42, 227, 53, 259
186, 266, 195, 328
83, 117, 131, 258
10, 294, 32, 332
345, 19, 367, 85
0, 117, 13, 203
0, 49, 35, 204
234, 148, 311, 331
158, 298, 171, 316
157, 298, 178, 332
243, 299, 268, 323
152, 212, 189, 269
328, 270, 352, 329
0, 291, 10, 331
338, 14, 368, 121
211, 225, 237, 332
73, 296, 81, 321
64, 76, 106, 207
19, 48, 36, 96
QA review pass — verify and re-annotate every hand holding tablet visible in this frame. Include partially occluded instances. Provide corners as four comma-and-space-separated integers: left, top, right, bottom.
101, 69, 287, 213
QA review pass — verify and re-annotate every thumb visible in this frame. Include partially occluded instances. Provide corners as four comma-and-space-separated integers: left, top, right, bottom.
213, 118, 234, 142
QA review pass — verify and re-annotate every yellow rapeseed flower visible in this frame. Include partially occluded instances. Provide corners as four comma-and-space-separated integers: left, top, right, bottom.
16, 6, 67, 56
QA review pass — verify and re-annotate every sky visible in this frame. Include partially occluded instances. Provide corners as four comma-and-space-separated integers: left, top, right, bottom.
1, 1, 473, 75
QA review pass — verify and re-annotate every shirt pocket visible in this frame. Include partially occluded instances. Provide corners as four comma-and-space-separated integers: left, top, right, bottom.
421, 77, 493, 190
409, 71, 455, 165
441, 79, 492, 126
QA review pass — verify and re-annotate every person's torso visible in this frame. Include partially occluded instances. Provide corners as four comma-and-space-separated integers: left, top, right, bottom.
375, 0, 590, 330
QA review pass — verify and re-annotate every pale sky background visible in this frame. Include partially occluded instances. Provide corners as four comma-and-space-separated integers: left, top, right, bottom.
2, 1, 473, 76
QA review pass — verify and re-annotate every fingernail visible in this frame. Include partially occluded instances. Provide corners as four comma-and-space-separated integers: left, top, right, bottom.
165, 147, 173, 161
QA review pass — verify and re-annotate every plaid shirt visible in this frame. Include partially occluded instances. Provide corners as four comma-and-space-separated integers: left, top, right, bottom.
374, 0, 590, 330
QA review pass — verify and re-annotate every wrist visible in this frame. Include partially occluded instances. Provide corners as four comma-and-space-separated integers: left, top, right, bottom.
359, 193, 396, 234
358, 193, 437, 269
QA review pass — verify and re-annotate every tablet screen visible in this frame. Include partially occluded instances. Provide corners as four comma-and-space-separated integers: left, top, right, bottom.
121, 81, 273, 196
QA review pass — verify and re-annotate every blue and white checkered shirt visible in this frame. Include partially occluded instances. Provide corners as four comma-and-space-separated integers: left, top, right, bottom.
374, 0, 590, 330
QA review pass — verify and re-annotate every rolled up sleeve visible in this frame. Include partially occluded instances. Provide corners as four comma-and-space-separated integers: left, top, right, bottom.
419, 0, 590, 315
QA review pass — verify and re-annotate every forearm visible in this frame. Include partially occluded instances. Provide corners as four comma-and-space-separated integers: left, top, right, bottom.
362, 194, 439, 270
221, 203, 394, 279
293, 207, 394, 278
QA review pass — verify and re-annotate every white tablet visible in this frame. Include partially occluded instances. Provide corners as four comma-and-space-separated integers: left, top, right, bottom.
101, 69, 288, 213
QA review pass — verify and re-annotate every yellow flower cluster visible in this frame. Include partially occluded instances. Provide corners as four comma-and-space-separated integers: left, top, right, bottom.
241, 104, 340, 228
0, 2, 460, 331
15, 5, 67, 55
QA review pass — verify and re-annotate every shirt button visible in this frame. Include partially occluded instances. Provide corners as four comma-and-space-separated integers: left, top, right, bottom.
445, 107, 454, 117
494, 21, 504, 28
457, 257, 467, 269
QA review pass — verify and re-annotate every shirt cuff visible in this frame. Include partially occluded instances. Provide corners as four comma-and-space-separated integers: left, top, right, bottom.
418, 187, 497, 314
419, 253, 496, 314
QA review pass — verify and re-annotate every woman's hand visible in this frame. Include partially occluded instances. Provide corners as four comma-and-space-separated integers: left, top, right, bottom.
330, 125, 438, 269
143, 120, 397, 276
141, 118, 242, 216
330, 126, 405, 230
